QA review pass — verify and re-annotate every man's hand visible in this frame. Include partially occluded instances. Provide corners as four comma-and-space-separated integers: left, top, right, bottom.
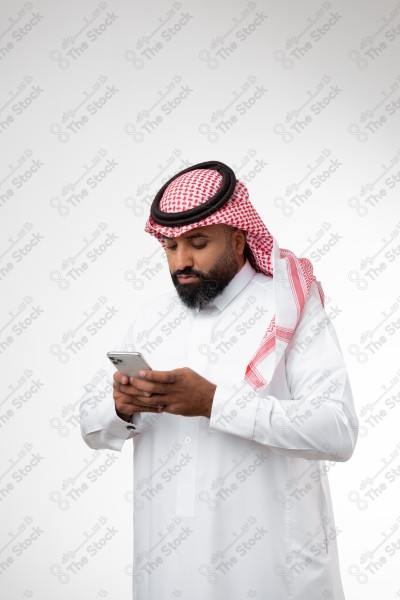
113, 370, 165, 420
113, 367, 216, 420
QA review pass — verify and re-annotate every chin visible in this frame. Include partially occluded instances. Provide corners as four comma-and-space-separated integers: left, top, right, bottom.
175, 286, 205, 310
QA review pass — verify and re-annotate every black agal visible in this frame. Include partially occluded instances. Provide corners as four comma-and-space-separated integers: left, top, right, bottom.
150, 160, 236, 227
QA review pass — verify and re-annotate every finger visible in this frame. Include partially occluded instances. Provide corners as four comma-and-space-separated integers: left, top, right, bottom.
119, 383, 152, 398
119, 406, 162, 416
113, 371, 129, 385
116, 396, 163, 413
118, 392, 161, 408
129, 371, 180, 394
114, 377, 152, 397
114, 390, 156, 413
127, 380, 171, 396
132, 369, 180, 386
130, 400, 165, 413
113, 380, 147, 397
144, 394, 172, 408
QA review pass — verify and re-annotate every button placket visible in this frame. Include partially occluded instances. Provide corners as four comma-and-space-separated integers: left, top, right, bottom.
175, 309, 215, 517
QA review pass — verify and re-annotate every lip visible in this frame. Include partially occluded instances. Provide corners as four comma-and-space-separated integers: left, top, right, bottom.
177, 275, 199, 283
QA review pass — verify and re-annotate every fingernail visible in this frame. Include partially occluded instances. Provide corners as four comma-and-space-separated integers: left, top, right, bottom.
138, 370, 146, 377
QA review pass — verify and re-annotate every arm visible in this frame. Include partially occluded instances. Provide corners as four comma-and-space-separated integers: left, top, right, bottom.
208, 284, 358, 462
79, 322, 143, 451
80, 381, 140, 451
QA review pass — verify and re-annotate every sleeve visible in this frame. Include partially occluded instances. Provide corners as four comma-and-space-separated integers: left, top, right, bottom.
79, 321, 143, 452
208, 283, 358, 462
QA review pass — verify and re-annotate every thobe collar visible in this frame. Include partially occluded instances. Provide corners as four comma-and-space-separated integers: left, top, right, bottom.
193, 259, 255, 314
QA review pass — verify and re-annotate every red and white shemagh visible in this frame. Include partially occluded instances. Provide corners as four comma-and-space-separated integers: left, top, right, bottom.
144, 168, 325, 392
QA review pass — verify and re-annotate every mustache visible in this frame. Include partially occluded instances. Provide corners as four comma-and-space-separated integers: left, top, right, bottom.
173, 251, 233, 283
174, 267, 204, 278
172, 268, 219, 290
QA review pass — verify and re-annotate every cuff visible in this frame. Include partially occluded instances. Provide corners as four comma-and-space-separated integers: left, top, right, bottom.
101, 401, 142, 440
127, 412, 142, 431
209, 382, 261, 440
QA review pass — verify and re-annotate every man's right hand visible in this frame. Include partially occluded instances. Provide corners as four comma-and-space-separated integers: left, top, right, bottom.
113, 371, 164, 421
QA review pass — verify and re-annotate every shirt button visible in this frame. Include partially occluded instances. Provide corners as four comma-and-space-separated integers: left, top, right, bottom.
184, 436, 192, 444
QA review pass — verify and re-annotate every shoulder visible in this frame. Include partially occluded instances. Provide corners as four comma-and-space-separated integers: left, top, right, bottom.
286, 281, 343, 359
250, 271, 274, 294
299, 280, 325, 322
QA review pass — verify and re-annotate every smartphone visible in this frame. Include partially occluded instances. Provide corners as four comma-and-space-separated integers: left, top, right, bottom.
107, 351, 152, 378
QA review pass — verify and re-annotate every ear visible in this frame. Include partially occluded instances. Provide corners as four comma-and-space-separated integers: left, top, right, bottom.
232, 229, 247, 256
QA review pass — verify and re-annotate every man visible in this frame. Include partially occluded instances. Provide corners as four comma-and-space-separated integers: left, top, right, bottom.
80, 161, 358, 599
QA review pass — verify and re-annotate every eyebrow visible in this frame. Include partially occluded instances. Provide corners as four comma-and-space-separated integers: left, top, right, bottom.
162, 233, 212, 241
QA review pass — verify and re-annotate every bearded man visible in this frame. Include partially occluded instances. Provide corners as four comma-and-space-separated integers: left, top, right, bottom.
80, 161, 358, 600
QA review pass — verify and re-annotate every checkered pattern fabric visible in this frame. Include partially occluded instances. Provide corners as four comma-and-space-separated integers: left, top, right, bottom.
145, 168, 325, 392
160, 169, 223, 213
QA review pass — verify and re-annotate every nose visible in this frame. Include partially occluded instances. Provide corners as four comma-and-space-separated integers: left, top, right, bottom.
172, 245, 194, 272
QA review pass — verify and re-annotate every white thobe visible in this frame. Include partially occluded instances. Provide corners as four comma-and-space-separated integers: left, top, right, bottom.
80, 260, 358, 600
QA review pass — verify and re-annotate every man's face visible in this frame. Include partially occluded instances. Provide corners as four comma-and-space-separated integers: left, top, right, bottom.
162, 224, 243, 310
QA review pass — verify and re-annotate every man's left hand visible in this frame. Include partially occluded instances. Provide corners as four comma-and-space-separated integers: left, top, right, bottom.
118, 367, 216, 418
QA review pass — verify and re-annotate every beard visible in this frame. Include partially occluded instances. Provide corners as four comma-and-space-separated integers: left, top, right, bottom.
170, 246, 240, 310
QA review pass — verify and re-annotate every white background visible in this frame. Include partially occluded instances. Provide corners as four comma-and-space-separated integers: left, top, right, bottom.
1, 0, 399, 598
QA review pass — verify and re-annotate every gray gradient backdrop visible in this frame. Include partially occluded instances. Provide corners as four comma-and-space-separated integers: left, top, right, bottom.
1, 0, 399, 598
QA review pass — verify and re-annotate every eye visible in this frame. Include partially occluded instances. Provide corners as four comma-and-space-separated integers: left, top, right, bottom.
165, 243, 208, 250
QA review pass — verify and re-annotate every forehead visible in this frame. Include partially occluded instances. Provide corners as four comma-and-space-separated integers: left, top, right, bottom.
161, 224, 228, 241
